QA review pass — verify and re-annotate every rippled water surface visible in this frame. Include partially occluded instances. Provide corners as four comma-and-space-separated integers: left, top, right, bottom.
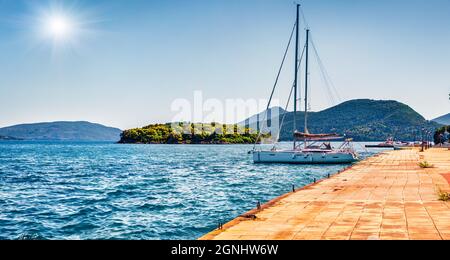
0, 141, 379, 240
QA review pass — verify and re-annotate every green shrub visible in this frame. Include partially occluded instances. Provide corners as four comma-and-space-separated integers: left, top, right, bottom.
419, 161, 433, 168
438, 191, 449, 201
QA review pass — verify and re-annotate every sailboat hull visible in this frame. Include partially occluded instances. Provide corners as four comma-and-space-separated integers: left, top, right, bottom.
253, 150, 357, 164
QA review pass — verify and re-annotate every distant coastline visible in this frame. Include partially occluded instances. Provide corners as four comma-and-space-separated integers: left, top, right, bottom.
0, 100, 445, 144
0, 135, 23, 141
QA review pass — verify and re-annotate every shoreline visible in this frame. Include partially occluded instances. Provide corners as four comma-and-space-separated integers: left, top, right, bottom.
116, 141, 403, 145
198, 162, 361, 240
200, 148, 450, 240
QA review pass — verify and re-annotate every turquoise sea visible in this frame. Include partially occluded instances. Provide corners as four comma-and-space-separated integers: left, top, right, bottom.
0, 141, 380, 240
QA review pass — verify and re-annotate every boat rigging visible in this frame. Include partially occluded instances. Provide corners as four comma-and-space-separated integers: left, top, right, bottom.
251, 4, 358, 164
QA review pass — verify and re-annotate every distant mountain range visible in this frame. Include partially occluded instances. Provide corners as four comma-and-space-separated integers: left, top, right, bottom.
0, 121, 122, 141
244, 99, 441, 141
0, 100, 443, 143
432, 113, 450, 125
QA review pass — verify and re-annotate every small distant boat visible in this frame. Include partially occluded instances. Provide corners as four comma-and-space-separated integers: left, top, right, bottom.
365, 141, 395, 148
393, 141, 427, 150
251, 5, 358, 164
365, 138, 409, 149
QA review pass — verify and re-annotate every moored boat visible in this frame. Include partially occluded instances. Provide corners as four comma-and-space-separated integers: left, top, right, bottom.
253, 141, 358, 164
365, 138, 410, 149
251, 4, 358, 164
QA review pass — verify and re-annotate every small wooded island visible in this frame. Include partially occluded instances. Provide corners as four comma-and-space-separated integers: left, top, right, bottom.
118, 123, 265, 144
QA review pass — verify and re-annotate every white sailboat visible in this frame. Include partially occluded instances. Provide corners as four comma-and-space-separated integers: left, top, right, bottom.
252, 4, 358, 164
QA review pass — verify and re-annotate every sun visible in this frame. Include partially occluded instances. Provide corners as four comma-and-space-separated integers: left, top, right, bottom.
45, 14, 73, 40
25, 2, 100, 54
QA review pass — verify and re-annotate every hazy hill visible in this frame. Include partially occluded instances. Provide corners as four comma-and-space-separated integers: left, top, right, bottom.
238, 106, 287, 126
246, 99, 441, 141
433, 113, 450, 125
0, 121, 122, 141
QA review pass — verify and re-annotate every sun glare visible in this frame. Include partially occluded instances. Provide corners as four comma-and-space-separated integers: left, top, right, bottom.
24, 2, 101, 54
45, 14, 73, 40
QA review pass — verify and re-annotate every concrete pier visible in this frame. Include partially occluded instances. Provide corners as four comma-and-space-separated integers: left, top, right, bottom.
200, 148, 450, 240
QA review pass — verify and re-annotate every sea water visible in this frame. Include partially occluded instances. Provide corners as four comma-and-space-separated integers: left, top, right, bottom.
0, 141, 380, 240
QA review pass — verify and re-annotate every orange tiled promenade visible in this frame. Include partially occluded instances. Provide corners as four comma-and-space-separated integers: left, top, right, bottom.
200, 148, 450, 240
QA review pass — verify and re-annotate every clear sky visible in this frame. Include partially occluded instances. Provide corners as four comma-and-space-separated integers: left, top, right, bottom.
0, 0, 449, 129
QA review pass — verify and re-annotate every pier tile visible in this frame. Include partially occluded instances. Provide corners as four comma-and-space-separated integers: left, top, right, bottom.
214, 233, 242, 240
350, 232, 380, 240
407, 227, 439, 234
239, 235, 270, 240
409, 233, 442, 240
267, 231, 297, 240
380, 232, 409, 240
321, 232, 351, 240
381, 224, 407, 230
293, 231, 324, 240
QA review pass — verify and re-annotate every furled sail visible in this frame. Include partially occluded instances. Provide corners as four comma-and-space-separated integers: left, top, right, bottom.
294, 131, 343, 140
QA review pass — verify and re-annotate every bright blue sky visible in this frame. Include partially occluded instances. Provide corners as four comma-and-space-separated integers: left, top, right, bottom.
0, 0, 449, 129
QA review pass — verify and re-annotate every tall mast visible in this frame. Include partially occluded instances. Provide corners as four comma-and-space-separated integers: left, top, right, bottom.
304, 29, 310, 134
293, 4, 300, 149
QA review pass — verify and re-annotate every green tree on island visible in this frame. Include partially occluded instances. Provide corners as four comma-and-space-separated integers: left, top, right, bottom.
118, 123, 267, 144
